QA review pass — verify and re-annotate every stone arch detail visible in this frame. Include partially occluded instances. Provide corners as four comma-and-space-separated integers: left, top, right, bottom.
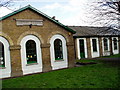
47, 31, 69, 44
0, 32, 14, 46
17, 31, 44, 45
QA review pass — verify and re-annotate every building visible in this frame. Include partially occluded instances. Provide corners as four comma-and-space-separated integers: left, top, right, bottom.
0, 5, 76, 78
69, 26, 120, 59
0, 5, 120, 79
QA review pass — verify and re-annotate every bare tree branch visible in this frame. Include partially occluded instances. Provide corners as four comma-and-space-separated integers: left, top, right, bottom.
0, 0, 14, 7
86, 0, 120, 29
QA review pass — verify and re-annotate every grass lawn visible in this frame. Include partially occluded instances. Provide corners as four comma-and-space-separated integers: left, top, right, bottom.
1, 54, 120, 88
101, 54, 120, 58
110, 54, 120, 57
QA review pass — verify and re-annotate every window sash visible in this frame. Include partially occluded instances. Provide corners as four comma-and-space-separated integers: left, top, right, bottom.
92, 39, 97, 52
104, 39, 108, 51
113, 38, 118, 50
54, 39, 63, 60
0, 42, 5, 67
26, 40, 37, 64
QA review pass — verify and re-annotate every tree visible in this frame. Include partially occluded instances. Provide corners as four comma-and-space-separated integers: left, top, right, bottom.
0, 0, 14, 7
0, 0, 24, 13
87, 0, 120, 29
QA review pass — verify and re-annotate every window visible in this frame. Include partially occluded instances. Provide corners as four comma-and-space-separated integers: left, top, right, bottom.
0, 42, 5, 67
54, 39, 63, 60
92, 39, 97, 52
103, 38, 108, 51
26, 40, 37, 64
20, 35, 43, 75
113, 38, 117, 50
50, 35, 68, 70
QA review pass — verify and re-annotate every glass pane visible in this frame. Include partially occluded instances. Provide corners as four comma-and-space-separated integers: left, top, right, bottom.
0, 42, 5, 67
113, 38, 117, 50
104, 38, 108, 51
92, 39, 97, 52
26, 40, 37, 64
79, 39, 85, 58
54, 39, 63, 60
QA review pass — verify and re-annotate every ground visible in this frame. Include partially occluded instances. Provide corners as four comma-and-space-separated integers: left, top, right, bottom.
1, 54, 120, 88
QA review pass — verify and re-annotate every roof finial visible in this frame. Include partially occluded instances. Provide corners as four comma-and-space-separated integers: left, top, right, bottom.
52, 16, 55, 20
28, 4, 31, 7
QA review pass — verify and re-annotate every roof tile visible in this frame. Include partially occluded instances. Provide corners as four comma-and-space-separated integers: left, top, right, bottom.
69, 26, 120, 36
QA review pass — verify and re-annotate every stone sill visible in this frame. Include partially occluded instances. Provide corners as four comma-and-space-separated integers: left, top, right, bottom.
93, 51, 98, 53
54, 59, 64, 62
0, 67, 6, 69
26, 63, 38, 66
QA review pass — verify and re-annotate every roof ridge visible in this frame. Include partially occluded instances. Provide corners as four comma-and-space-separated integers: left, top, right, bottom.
0, 5, 31, 21
68, 26, 104, 28
0, 5, 76, 34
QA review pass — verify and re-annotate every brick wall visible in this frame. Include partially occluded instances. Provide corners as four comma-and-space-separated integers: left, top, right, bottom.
1, 9, 75, 77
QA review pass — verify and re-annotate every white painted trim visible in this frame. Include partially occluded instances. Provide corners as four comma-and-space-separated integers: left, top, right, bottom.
0, 36, 11, 78
20, 35, 42, 75
112, 37, 119, 54
90, 37, 100, 58
50, 34, 68, 70
77, 39, 80, 59
102, 37, 110, 56
16, 19, 43, 26
76, 38, 88, 59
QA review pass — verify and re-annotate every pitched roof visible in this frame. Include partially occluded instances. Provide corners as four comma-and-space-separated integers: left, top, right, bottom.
69, 26, 120, 37
0, 5, 76, 34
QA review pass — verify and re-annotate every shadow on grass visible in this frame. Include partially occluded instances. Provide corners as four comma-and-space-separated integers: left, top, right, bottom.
76, 54, 120, 67
76, 62, 97, 65
98, 60, 120, 67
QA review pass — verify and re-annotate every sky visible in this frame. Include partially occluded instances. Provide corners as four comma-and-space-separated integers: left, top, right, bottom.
0, 0, 98, 26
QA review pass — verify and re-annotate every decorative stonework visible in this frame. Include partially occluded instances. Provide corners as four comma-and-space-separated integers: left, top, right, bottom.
17, 31, 44, 45
16, 19, 43, 26
47, 31, 69, 44
0, 32, 14, 45
10, 45, 21, 50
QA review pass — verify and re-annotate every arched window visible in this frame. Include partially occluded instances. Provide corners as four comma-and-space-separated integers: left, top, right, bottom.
0, 37, 11, 78
26, 40, 37, 64
0, 42, 5, 67
113, 38, 117, 50
54, 39, 63, 60
50, 35, 68, 70
20, 35, 42, 75
103, 38, 108, 51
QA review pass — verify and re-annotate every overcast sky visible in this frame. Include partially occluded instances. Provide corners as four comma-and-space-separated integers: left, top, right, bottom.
0, 0, 98, 26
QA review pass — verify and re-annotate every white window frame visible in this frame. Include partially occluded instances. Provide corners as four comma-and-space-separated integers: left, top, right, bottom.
112, 37, 119, 54
20, 35, 42, 75
76, 38, 88, 59
90, 37, 100, 58
50, 34, 68, 70
0, 36, 11, 78
102, 37, 110, 56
